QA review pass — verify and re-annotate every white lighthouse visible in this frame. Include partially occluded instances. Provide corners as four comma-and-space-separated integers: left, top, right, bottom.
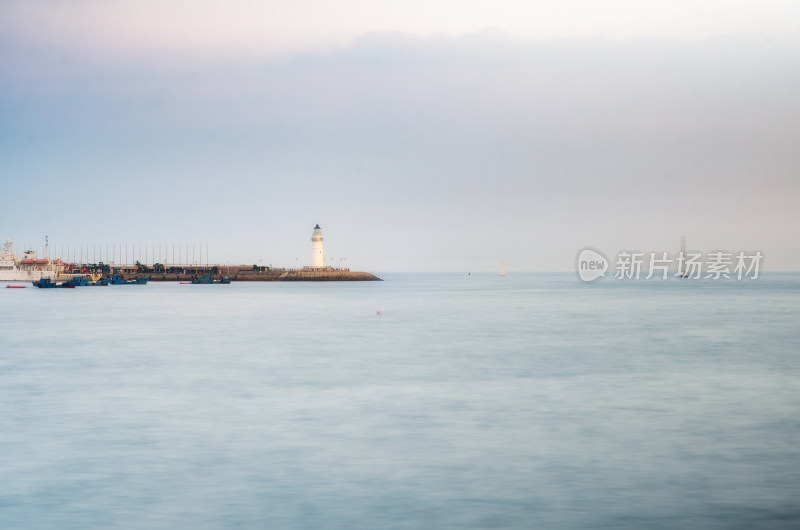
311, 224, 324, 269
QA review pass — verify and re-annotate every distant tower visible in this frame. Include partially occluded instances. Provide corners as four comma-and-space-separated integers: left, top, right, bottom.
311, 224, 324, 269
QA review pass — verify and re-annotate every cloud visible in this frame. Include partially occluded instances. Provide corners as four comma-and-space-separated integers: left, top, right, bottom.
2, 0, 800, 59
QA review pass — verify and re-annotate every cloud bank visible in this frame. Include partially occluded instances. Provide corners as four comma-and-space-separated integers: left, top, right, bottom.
1, 28, 798, 270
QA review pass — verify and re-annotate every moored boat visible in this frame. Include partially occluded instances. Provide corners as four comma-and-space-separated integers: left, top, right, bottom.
99, 275, 149, 285
62, 276, 108, 287
191, 274, 233, 284
32, 278, 74, 288
1, 239, 61, 282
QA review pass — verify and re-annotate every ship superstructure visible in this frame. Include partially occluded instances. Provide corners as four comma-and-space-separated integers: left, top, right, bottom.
0, 239, 63, 281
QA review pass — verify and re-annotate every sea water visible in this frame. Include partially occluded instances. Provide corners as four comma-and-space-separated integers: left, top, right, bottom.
1, 273, 799, 529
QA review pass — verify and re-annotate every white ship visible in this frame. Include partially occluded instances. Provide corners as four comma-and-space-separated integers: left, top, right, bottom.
0, 239, 61, 282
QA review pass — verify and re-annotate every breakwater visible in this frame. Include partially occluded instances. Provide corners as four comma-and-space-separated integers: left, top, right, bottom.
99, 267, 381, 282
275, 270, 381, 281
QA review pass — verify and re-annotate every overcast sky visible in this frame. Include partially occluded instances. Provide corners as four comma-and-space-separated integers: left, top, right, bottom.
1, 1, 799, 271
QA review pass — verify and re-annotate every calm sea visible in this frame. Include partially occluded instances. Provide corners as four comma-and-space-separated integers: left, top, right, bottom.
1, 273, 799, 529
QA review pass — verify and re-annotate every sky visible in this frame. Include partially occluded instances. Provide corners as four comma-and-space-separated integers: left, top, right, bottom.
1, 1, 799, 272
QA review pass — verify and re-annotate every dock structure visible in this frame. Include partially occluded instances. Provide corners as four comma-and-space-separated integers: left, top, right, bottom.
25, 226, 381, 281
95, 265, 380, 282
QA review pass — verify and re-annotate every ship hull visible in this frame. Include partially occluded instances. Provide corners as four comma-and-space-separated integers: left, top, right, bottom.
0, 269, 57, 282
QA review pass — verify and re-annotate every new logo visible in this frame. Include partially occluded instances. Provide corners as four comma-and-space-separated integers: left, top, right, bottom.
576, 248, 608, 282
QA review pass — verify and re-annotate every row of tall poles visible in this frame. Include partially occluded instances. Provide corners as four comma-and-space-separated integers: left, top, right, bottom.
24, 242, 211, 267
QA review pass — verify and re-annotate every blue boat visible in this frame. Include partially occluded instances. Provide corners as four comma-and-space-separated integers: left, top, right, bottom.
32, 278, 74, 288
191, 274, 233, 284
62, 276, 108, 287
99, 275, 149, 285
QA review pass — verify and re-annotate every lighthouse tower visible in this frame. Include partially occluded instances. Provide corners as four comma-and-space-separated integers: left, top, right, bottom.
311, 224, 324, 269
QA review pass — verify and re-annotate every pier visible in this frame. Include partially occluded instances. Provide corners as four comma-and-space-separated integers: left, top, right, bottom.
91, 265, 381, 282
13, 227, 382, 282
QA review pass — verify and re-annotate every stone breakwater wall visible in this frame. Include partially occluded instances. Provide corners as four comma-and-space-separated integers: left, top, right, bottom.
109, 269, 381, 282
278, 270, 381, 281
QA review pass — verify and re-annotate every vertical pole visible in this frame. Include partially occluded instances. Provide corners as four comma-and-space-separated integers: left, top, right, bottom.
680, 235, 687, 276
